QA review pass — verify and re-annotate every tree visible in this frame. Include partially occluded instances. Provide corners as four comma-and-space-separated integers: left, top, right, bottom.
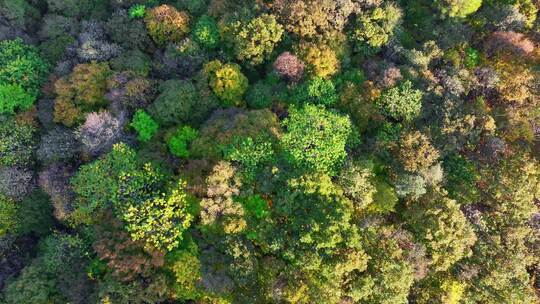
350, 3, 402, 55
434, 0, 482, 18
0, 118, 35, 167
76, 111, 122, 158
53, 62, 111, 127
118, 178, 194, 252
71, 143, 138, 223
130, 110, 159, 142
148, 77, 218, 127
204, 60, 248, 107
290, 77, 338, 106
167, 126, 198, 158
398, 131, 440, 173
192, 15, 220, 50
145, 5, 191, 46
0, 38, 49, 101
336, 160, 377, 213
0, 83, 34, 114
280, 104, 353, 175
298, 43, 340, 79
37, 127, 79, 165
0, 194, 18, 236
376, 80, 423, 122
273, 52, 305, 83
405, 192, 477, 271
224, 14, 284, 65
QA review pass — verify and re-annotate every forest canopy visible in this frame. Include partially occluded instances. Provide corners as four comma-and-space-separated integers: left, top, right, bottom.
0, 0, 540, 304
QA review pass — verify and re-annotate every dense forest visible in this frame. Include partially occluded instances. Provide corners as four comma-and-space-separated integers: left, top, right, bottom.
0, 0, 540, 303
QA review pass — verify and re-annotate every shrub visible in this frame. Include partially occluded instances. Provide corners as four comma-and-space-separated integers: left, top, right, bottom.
53, 62, 112, 127
273, 52, 305, 82
37, 127, 79, 165
167, 126, 198, 158
376, 80, 423, 122
0, 194, 18, 236
204, 60, 248, 106
130, 110, 159, 142
0, 38, 49, 105
280, 104, 353, 175
298, 43, 339, 79
192, 15, 219, 49
224, 14, 284, 65
145, 4, 191, 46
0, 83, 34, 114
0, 118, 35, 166
76, 111, 122, 158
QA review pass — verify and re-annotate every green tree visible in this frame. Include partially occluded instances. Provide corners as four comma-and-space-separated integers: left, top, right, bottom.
204, 60, 248, 106
0, 83, 34, 114
377, 80, 423, 121
434, 0, 482, 18
281, 104, 353, 175
130, 110, 159, 142
405, 192, 477, 271
192, 15, 220, 49
0, 194, 18, 236
0, 118, 35, 166
223, 136, 274, 181
0, 38, 48, 99
224, 14, 284, 65
290, 77, 338, 106
167, 126, 198, 158
351, 3, 402, 55
119, 179, 194, 252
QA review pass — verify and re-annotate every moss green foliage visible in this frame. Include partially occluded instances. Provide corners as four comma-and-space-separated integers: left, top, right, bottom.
167, 126, 198, 158
192, 15, 220, 49
377, 80, 423, 121
204, 60, 248, 106
0, 118, 35, 166
17, 190, 55, 236
130, 110, 159, 142
224, 14, 284, 65
0, 194, 19, 236
281, 104, 353, 175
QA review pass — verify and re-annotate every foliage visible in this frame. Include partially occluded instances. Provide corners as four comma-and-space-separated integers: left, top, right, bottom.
0, 38, 48, 100
128, 4, 146, 19
435, 0, 483, 18
0, 83, 34, 114
223, 136, 274, 180
53, 62, 111, 127
76, 111, 122, 158
0, 194, 18, 236
37, 126, 78, 166
17, 190, 54, 236
298, 43, 340, 79
224, 14, 284, 65
0, 118, 35, 166
377, 80, 423, 121
290, 77, 338, 106
273, 51, 305, 82
192, 15, 220, 49
167, 125, 198, 158
204, 60, 248, 106
398, 131, 440, 173
145, 4, 191, 46
166, 245, 201, 300
351, 4, 402, 55
119, 179, 194, 252
130, 110, 159, 142
337, 160, 377, 212
281, 104, 352, 175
